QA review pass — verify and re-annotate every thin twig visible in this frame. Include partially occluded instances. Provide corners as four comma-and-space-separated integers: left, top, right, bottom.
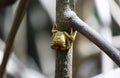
65, 11, 120, 66
0, 0, 28, 77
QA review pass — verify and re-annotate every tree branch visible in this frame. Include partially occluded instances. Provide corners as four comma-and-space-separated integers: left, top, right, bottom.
70, 0, 75, 11
56, 0, 71, 32
65, 11, 120, 66
55, 0, 74, 78
0, 0, 28, 77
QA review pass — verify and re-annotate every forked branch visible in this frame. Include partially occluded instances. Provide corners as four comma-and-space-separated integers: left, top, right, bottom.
65, 11, 120, 66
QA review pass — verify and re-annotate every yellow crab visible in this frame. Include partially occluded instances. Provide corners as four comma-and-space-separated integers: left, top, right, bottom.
50, 24, 77, 51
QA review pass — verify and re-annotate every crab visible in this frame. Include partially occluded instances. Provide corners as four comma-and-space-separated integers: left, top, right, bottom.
50, 24, 77, 51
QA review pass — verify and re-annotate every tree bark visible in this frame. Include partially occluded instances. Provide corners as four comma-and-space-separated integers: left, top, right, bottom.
55, 0, 74, 78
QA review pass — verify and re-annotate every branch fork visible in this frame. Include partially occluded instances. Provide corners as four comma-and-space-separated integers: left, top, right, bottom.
64, 10, 120, 66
